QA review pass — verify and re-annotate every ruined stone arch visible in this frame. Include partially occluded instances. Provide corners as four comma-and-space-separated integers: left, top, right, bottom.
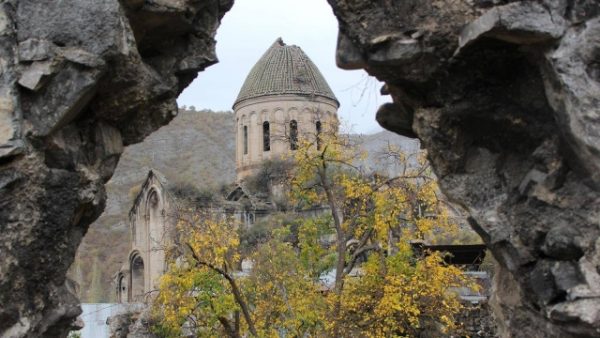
116, 272, 127, 303
145, 188, 163, 239
129, 251, 144, 302
145, 187, 164, 278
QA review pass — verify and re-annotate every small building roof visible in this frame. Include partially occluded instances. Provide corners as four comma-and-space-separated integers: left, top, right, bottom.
233, 38, 339, 108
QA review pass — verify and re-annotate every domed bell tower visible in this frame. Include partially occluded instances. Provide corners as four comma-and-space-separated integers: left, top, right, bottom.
232, 38, 340, 183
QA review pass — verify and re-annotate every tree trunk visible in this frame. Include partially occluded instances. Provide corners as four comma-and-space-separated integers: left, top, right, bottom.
187, 244, 258, 336
319, 166, 346, 336
227, 275, 258, 337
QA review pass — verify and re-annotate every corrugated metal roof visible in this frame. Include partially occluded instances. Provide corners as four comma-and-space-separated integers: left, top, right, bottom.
234, 38, 338, 108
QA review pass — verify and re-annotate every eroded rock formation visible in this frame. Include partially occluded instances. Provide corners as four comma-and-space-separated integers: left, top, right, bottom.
327, 0, 599, 336
0, 0, 231, 336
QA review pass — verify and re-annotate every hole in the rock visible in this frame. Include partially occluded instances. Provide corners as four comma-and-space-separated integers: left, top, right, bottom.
587, 54, 600, 83
549, 290, 568, 305
69, 1, 489, 337
0, 153, 23, 167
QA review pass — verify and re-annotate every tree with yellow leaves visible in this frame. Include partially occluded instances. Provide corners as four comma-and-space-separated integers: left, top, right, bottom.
289, 131, 469, 336
152, 210, 328, 337
152, 130, 472, 337
152, 210, 253, 337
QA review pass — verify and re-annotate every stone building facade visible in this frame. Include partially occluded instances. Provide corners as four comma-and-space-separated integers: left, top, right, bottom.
233, 38, 339, 182
115, 170, 173, 303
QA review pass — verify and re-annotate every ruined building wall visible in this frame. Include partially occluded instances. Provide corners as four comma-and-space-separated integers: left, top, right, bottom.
0, 0, 232, 336
120, 170, 172, 303
326, 0, 600, 337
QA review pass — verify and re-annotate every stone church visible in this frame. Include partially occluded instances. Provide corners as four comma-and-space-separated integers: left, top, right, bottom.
115, 38, 339, 302
115, 170, 173, 303
233, 37, 338, 181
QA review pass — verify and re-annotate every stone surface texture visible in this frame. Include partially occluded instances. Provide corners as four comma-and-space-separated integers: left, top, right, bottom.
327, 0, 599, 337
107, 308, 157, 338
0, 0, 232, 337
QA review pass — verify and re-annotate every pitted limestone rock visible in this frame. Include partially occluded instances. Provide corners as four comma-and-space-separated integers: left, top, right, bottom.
0, 0, 232, 337
328, 0, 600, 336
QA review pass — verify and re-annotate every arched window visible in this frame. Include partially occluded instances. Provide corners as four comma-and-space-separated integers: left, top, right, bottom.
147, 190, 161, 247
243, 125, 248, 155
263, 121, 270, 151
117, 274, 127, 303
130, 254, 144, 301
290, 120, 298, 150
316, 121, 322, 150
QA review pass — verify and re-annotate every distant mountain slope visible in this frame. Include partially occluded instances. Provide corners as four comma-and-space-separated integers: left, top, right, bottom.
73, 109, 236, 301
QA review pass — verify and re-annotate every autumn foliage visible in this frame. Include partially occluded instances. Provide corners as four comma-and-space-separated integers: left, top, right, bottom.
152, 132, 471, 337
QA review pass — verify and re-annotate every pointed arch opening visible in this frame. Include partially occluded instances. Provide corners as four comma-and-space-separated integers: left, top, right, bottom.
117, 273, 127, 303
243, 125, 248, 155
263, 121, 270, 151
316, 121, 322, 150
290, 120, 298, 150
130, 253, 144, 301
146, 189, 162, 247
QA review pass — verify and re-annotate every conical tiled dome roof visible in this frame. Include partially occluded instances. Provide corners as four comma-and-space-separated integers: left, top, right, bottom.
234, 38, 338, 108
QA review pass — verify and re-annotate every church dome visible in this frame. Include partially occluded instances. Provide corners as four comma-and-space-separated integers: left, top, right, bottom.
234, 38, 339, 108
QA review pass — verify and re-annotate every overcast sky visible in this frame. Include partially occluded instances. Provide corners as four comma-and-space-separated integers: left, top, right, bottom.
177, 0, 390, 134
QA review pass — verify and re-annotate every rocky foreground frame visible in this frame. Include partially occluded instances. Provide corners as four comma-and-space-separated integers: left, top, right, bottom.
0, 0, 598, 337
